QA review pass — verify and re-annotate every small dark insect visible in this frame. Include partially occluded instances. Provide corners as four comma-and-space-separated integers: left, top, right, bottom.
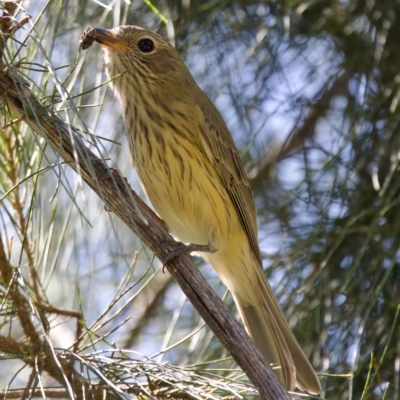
80, 27, 97, 50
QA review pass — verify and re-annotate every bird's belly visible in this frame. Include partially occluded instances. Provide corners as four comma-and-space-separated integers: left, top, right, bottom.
132, 141, 233, 249
146, 183, 213, 245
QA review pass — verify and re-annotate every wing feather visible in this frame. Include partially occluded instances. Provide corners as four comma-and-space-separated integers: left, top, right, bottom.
197, 94, 262, 265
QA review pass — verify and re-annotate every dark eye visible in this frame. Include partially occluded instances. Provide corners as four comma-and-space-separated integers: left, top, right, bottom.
138, 39, 154, 53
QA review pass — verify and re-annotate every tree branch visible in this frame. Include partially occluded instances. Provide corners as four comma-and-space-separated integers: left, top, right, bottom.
250, 71, 349, 182
0, 63, 290, 399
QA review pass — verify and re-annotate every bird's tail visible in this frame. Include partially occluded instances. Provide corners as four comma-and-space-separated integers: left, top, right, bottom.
232, 260, 322, 394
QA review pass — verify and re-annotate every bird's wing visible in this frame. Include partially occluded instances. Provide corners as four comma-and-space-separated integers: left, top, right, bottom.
197, 96, 262, 265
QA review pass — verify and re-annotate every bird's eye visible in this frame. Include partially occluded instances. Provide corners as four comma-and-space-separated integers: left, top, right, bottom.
138, 39, 154, 53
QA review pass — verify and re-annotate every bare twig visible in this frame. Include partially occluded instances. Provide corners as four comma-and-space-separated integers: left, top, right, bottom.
250, 71, 349, 181
0, 3, 30, 60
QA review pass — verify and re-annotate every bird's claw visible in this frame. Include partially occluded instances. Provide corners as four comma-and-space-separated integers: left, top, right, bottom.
161, 241, 216, 273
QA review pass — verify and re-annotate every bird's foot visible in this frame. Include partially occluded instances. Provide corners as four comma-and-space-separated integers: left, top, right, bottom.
161, 241, 216, 273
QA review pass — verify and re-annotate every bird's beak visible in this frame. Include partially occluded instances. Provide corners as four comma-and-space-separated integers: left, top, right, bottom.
93, 28, 130, 50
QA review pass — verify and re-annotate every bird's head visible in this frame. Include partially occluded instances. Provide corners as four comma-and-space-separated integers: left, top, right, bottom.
82, 25, 203, 123
90, 26, 187, 86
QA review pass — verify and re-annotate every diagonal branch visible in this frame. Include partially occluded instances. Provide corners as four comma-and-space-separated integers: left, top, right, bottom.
0, 63, 290, 399
251, 71, 349, 181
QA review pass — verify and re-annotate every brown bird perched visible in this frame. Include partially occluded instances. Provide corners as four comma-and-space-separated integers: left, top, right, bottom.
81, 25, 321, 394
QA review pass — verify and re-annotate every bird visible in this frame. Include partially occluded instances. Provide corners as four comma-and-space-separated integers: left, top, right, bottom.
82, 25, 321, 394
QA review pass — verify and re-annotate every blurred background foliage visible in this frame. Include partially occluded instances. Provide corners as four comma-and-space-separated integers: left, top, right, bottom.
0, 0, 399, 399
